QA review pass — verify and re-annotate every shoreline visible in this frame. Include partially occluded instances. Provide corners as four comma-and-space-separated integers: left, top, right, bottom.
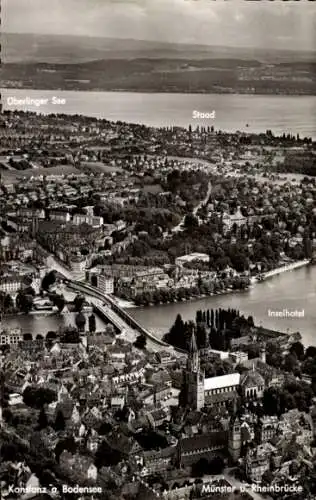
3, 87, 316, 98
114, 288, 246, 310
116, 259, 312, 310
252, 258, 311, 282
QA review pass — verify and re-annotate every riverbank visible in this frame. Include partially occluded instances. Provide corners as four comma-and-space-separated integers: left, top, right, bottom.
118, 259, 312, 311
129, 264, 316, 347
111, 296, 136, 309
115, 287, 248, 310
251, 259, 311, 283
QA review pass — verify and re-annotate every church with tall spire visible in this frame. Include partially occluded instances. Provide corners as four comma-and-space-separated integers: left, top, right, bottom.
183, 328, 205, 410
181, 327, 266, 412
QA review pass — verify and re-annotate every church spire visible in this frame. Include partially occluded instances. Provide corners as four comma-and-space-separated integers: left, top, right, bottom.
188, 328, 199, 373
189, 328, 198, 355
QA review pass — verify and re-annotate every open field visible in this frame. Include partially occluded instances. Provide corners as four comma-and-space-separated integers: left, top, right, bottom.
80, 161, 122, 174
0, 164, 81, 183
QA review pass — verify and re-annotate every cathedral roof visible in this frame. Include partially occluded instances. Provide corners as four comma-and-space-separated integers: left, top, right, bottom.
204, 373, 240, 391
180, 431, 228, 453
240, 370, 265, 388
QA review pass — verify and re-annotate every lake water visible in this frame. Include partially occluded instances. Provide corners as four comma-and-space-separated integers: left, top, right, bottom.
129, 264, 316, 347
1, 89, 316, 139
2, 312, 106, 337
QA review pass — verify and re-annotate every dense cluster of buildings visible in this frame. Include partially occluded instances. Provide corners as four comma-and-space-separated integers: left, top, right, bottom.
1, 317, 315, 498
1, 111, 316, 498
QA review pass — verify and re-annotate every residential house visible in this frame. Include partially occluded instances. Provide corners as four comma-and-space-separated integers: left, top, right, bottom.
59, 451, 98, 482
245, 443, 274, 483
139, 446, 177, 476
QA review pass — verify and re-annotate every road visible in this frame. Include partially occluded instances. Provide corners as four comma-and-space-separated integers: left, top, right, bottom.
46, 255, 74, 280
193, 180, 212, 216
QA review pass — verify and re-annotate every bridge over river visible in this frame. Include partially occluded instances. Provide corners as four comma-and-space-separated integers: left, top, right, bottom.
64, 278, 186, 356
46, 254, 185, 355
47, 254, 187, 357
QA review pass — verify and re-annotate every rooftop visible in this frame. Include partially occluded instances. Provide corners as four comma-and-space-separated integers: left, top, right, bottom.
204, 373, 240, 391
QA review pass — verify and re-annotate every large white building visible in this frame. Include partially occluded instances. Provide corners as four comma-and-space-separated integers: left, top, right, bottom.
72, 214, 104, 228
0, 326, 23, 346
50, 211, 71, 223
93, 274, 114, 295
184, 331, 265, 411
0, 276, 21, 294
69, 256, 87, 281
175, 253, 210, 267
222, 206, 246, 232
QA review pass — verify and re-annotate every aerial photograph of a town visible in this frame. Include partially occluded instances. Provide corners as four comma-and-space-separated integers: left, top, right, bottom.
0, 1, 316, 499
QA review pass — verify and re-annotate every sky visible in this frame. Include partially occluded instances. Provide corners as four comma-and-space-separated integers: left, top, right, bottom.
3, 0, 316, 51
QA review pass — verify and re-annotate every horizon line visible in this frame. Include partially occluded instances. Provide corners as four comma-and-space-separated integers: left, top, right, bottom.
3, 32, 316, 54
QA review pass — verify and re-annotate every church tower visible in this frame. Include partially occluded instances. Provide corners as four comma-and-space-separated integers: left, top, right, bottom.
228, 416, 241, 462
184, 329, 205, 411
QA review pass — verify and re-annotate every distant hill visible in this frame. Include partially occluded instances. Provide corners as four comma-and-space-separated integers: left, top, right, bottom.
2, 32, 316, 64
1, 33, 315, 95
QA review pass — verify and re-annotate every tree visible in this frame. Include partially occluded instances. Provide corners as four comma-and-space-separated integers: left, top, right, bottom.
38, 407, 48, 430
261, 470, 273, 485
22, 275, 33, 287
73, 294, 85, 312
247, 316, 254, 327
305, 346, 316, 359
16, 291, 34, 313
302, 358, 316, 378
1, 443, 24, 462
23, 286, 36, 296
105, 324, 115, 336
184, 213, 199, 229
23, 386, 56, 409
247, 345, 260, 360
206, 309, 210, 327
75, 312, 86, 332
263, 387, 282, 416
54, 410, 66, 431
41, 270, 56, 291
0, 371, 9, 408
210, 309, 214, 328
51, 293, 65, 313
191, 458, 209, 477
55, 436, 77, 462
290, 341, 305, 361
0, 293, 14, 313
88, 314, 97, 333
61, 327, 80, 344
166, 313, 185, 347
95, 441, 123, 468
209, 456, 224, 475
98, 422, 112, 436
283, 353, 298, 373
46, 331, 57, 340
134, 334, 147, 349
266, 342, 283, 368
